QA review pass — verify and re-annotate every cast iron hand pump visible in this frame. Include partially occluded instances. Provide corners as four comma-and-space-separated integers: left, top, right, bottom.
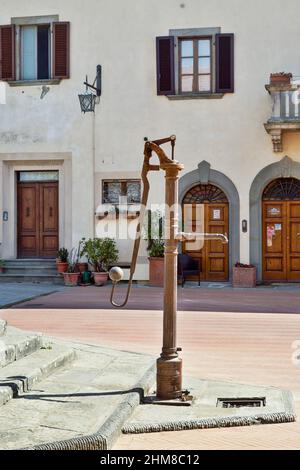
110, 136, 228, 401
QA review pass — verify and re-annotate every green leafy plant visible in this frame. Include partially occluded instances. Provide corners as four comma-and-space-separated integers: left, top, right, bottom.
0, 259, 5, 268
145, 210, 165, 258
148, 239, 164, 258
80, 238, 119, 272
66, 248, 80, 273
235, 262, 255, 268
57, 248, 69, 263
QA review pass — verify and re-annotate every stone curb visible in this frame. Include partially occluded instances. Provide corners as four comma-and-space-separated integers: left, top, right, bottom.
0, 320, 6, 336
26, 361, 156, 450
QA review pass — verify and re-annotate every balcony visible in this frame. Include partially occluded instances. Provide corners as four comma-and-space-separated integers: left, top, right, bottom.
264, 74, 300, 152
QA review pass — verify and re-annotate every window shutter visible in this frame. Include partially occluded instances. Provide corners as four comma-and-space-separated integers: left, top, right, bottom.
156, 36, 175, 95
216, 33, 234, 93
0, 25, 15, 81
53, 22, 70, 79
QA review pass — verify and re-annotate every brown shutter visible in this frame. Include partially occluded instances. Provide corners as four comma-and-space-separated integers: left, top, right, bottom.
0, 25, 15, 81
156, 36, 175, 95
216, 33, 234, 93
53, 22, 70, 79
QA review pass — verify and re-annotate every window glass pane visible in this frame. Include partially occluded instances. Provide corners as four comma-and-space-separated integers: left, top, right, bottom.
103, 182, 121, 204
198, 39, 211, 57
181, 40, 193, 57
21, 26, 37, 80
127, 182, 141, 203
181, 75, 193, 92
18, 171, 59, 182
181, 58, 193, 75
198, 57, 211, 74
198, 75, 211, 92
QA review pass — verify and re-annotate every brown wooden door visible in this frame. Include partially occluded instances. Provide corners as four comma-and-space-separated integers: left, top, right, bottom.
17, 182, 59, 258
183, 203, 229, 281
263, 201, 300, 281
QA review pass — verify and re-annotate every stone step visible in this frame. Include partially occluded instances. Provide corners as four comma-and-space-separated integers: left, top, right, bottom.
0, 320, 7, 337
0, 341, 154, 450
4, 259, 56, 265
2, 266, 58, 275
0, 274, 64, 285
0, 343, 76, 408
0, 327, 43, 369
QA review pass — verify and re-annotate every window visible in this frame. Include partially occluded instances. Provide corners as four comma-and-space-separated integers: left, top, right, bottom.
0, 17, 70, 82
156, 29, 234, 98
179, 38, 212, 93
102, 180, 141, 205
21, 25, 50, 80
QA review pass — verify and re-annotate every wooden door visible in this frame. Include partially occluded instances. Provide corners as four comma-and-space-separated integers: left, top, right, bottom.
183, 203, 229, 281
205, 203, 229, 281
263, 201, 300, 281
17, 182, 59, 258
287, 202, 300, 281
262, 202, 286, 281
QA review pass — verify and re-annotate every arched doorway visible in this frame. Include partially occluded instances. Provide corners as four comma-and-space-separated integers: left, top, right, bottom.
262, 177, 300, 281
182, 184, 229, 281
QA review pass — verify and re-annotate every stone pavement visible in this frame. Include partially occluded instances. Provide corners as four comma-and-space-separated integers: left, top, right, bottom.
2, 306, 300, 450
0, 283, 65, 309
0, 333, 154, 450
10, 283, 300, 314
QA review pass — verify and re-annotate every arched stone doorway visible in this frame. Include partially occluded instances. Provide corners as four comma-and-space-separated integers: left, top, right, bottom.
250, 156, 300, 282
179, 161, 240, 281
182, 183, 229, 281
262, 177, 300, 282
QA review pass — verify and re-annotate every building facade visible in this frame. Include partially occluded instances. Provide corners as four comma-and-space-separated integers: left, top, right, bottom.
1, 0, 300, 282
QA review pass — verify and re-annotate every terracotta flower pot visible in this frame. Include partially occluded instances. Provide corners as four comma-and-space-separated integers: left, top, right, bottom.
270, 73, 292, 85
76, 262, 89, 273
233, 266, 256, 288
57, 261, 69, 273
93, 272, 109, 286
149, 257, 164, 287
63, 272, 81, 287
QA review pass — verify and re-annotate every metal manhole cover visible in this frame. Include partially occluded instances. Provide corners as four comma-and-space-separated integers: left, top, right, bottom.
217, 397, 266, 408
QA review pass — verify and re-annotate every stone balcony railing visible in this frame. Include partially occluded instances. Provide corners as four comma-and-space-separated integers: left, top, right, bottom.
264, 78, 300, 152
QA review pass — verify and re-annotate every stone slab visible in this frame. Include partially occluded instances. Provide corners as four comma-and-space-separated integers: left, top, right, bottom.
0, 342, 76, 407
0, 327, 43, 368
0, 340, 155, 450
122, 376, 296, 434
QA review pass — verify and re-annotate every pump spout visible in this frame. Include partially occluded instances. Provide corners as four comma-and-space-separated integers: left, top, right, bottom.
177, 232, 229, 244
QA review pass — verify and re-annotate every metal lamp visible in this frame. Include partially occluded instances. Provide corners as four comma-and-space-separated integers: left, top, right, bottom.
78, 65, 102, 113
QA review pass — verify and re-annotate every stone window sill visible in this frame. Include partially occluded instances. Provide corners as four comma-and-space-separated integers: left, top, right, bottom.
167, 93, 224, 101
7, 79, 61, 87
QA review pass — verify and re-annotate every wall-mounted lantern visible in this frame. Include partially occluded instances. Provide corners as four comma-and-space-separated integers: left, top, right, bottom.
78, 65, 102, 113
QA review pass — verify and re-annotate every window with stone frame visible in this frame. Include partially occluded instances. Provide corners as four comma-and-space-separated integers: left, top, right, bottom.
102, 180, 141, 205
0, 16, 70, 82
156, 28, 234, 97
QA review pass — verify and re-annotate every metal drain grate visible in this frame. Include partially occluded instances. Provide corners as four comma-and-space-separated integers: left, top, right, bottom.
217, 397, 266, 409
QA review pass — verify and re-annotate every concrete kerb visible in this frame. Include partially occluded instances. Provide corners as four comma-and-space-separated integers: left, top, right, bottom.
25, 362, 156, 451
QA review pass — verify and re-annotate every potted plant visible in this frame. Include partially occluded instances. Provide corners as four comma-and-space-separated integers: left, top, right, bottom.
56, 248, 69, 273
80, 237, 119, 286
233, 262, 257, 288
76, 239, 88, 273
148, 239, 165, 287
0, 259, 6, 274
63, 248, 81, 287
